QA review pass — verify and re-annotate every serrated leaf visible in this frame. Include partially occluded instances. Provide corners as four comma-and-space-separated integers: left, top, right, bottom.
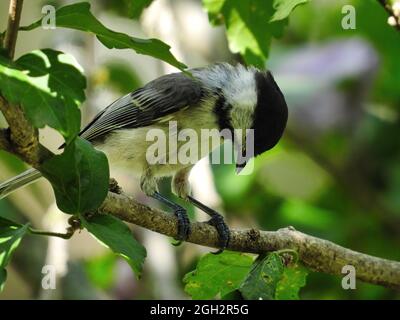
239, 253, 284, 300
16, 49, 86, 104
0, 52, 82, 139
22, 2, 186, 71
275, 264, 308, 300
0, 217, 29, 292
39, 137, 109, 214
183, 251, 253, 299
81, 215, 146, 277
203, 0, 306, 67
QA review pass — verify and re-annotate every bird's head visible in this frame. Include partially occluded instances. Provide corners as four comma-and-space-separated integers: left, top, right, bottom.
219, 67, 288, 173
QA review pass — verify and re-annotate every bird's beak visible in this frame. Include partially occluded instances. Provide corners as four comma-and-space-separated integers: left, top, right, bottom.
235, 162, 247, 174
235, 145, 248, 174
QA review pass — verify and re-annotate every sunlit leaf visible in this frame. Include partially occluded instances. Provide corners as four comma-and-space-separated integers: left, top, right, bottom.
203, 0, 307, 67
183, 251, 253, 299
16, 49, 86, 104
270, 0, 308, 22
22, 2, 186, 71
275, 263, 308, 300
0, 52, 83, 139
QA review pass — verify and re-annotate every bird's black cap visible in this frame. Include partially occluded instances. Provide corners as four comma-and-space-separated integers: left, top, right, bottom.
252, 71, 288, 157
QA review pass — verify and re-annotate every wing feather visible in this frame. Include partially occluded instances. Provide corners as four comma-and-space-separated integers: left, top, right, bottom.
79, 72, 203, 142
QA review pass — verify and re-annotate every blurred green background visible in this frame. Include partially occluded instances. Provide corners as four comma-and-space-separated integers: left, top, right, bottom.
0, 0, 399, 299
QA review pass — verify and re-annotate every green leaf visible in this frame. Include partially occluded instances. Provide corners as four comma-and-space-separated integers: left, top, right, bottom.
130, 0, 154, 18
40, 137, 109, 214
22, 2, 186, 71
239, 253, 284, 300
270, 0, 308, 22
275, 264, 308, 300
0, 217, 29, 292
16, 49, 86, 104
80, 214, 146, 277
183, 251, 253, 299
203, 0, 307, 67
0, 52, 82, 139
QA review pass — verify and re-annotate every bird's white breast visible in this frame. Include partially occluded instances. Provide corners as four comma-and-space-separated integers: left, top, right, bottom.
94, 99, 221, 178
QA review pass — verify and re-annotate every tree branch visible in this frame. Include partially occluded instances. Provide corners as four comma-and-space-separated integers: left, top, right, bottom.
378, 0, 400, 30
99, 192, 400, 290
1, 121, 399, 291
1, 103, 399, 291
0, 95, 42, 166
0, 0, 43, 166
3, 0, 24, 59
0, 128, 11, 151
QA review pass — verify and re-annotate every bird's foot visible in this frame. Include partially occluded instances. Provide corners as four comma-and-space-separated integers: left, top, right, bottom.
186, 195, 230, 254
173, 206, 191, 244
207, 213, 230, 254
150, 191, 191, 246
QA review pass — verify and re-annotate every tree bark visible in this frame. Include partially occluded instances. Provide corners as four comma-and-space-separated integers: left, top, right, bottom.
3, 0, 24, 59
99, 191, 400, 290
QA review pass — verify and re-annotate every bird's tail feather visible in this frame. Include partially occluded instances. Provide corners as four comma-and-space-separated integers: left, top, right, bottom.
0, 168, 42, 200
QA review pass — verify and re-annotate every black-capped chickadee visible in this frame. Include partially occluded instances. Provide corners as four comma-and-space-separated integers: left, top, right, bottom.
0, 63, 288, 251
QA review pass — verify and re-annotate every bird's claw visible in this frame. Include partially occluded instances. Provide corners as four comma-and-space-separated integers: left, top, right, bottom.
207, 214, 230, 254
174, 207, 191, 242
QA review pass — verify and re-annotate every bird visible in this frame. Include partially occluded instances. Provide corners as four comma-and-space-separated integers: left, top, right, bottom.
0, 63, 288, 252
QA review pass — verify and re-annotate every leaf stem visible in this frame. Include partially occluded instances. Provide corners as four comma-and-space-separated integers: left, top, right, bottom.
27, 216, 82, 239
28, 227, 74, 239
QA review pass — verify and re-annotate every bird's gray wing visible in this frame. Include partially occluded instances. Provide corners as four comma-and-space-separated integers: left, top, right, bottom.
79, 72, 204, 142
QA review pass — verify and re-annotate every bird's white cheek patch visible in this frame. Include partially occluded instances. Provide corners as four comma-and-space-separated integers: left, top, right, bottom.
223, 67, 257, 109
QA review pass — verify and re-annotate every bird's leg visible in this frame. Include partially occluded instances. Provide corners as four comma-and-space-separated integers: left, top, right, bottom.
172, 167, 230, 253
151, 191, 191, 242
187, 196, 230, 254
141, 168, 190, 242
